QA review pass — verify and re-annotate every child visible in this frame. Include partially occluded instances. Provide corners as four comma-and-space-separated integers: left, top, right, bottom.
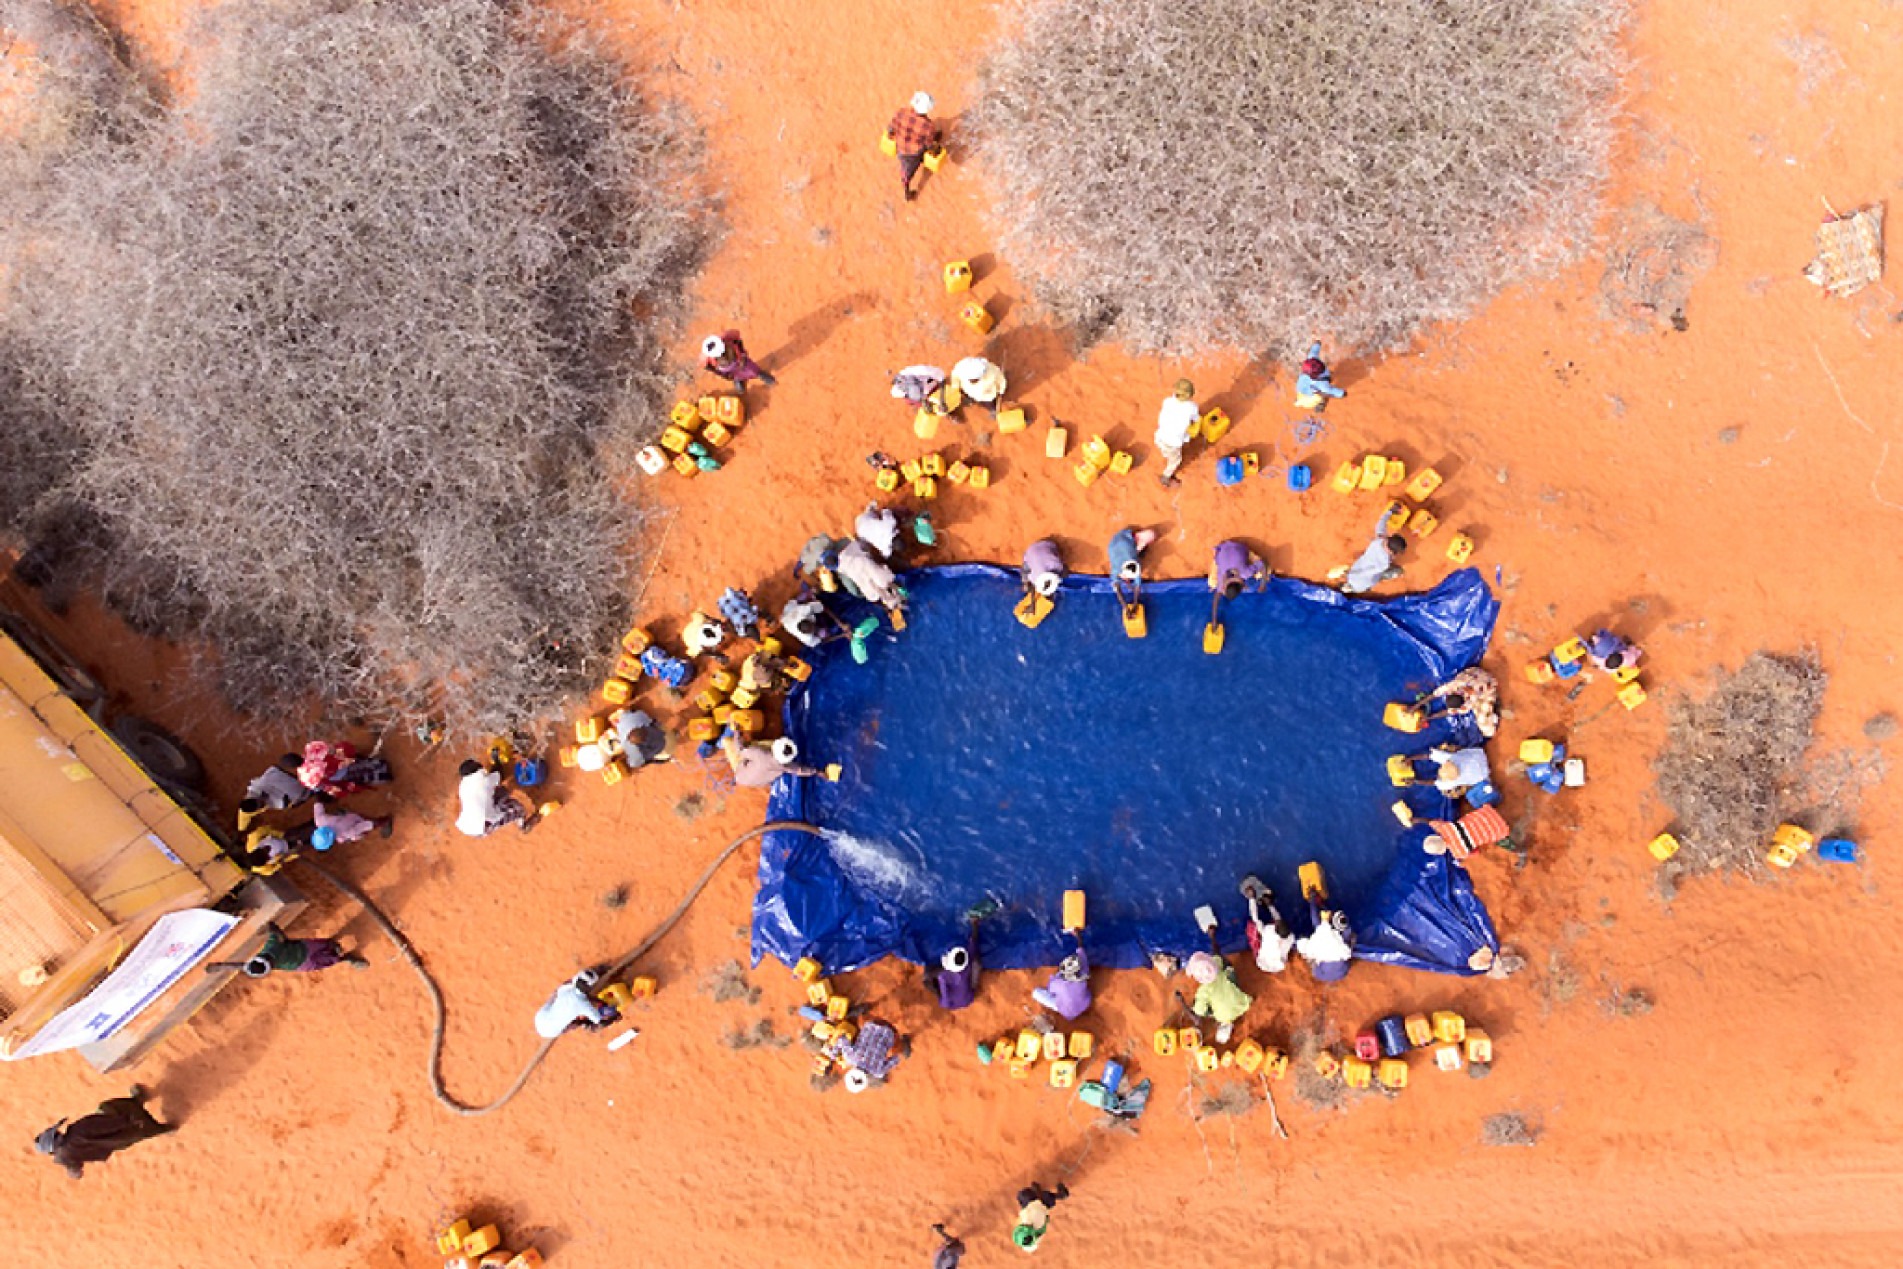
1209, 539, 1268, 599
1021, 539, 1065, 598
1031, 934, 1091, 1019
310, 795, 391, 846
1240, 875, 1294, 973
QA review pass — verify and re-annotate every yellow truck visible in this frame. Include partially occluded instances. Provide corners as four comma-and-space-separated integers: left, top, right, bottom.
0, 597, 300, 1070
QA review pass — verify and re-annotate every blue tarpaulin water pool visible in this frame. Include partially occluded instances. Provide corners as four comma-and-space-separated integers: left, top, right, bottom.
753, 564, 1501, 976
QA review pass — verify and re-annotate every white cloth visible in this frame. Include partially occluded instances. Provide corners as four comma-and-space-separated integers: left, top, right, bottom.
534, 981, 608, 1038
1296, 923, 1353, 964
1155, 396, 1201, 448
953, 357, 1006, 403
836, 541, 902, 608
1429, 746, 1491, 792
455, 768, 502, 837
855, 506, 901, 559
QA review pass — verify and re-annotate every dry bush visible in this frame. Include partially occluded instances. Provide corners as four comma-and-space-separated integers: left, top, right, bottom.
972, 0, 1626, 355
1653, 653, 1826, 875
1480, 1112, 1541, 1147
0, 0, 709, 735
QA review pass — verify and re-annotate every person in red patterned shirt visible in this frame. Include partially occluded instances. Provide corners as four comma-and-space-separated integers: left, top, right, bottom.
887, 91, 942, 201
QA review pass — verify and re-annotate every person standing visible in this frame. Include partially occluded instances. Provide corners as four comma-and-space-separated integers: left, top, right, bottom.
35, 1087, 176, 1179
887, 91, 942, 201
701, 331, 777, 390
1154, 379, 1201, 487
1294, 341, 1346, 410
930, 1223, 966, 1268
242, 922, 367, 974
1011, 1182, 1070, 1254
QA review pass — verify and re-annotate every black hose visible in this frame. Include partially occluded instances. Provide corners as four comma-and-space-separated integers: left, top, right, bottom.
298, 818, 825, 1116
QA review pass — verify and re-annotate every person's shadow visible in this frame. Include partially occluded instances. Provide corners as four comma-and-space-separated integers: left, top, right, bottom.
766, 289, 876, 372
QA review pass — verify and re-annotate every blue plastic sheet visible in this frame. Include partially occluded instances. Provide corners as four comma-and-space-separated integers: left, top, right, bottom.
753, 565, 1501, 976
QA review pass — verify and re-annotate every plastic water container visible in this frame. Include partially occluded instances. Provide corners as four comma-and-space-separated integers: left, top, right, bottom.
1100, 1058, 1125, 1095
1287, 463, 1312, 491
1818, 837, 1859, 863
1216, 456, 1247, 486
1374, 1014, 1409, 1058
1551, 654, 1583, 679
513, 758, 546, 787
1466, 780, 1500, 808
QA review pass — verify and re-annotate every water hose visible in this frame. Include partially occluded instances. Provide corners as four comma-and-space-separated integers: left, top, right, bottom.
297, 818, 824, 1117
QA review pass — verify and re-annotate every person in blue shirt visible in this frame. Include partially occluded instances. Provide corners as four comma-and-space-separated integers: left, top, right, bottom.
1294, 341, 1346, 410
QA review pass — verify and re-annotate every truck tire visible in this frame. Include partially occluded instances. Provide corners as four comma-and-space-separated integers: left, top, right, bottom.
109, 716, 207, 795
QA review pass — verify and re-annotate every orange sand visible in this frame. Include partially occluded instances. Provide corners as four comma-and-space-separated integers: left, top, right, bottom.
7, 0, 1903, 1265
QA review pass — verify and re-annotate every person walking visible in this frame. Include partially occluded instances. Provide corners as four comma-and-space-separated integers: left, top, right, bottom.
237, 922, 368, 975
930, 1223, 966, 1268
886, 91, 943, 201
701, 330, 777, 390
35, 1087, 176, 1179
1011, 1181, 1070, 1254
1154, 379, 1201, 487
1294, 341, 1346, 410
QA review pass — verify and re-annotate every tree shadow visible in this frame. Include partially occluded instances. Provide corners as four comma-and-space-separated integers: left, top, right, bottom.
985, 323, 1075, 398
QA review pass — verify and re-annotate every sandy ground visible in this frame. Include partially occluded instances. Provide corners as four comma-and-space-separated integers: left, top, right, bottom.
6, 0, 1903, 1265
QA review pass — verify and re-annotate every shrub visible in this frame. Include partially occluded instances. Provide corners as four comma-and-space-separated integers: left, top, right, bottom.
0, 0, 709, 735
972, 0, 1626, 356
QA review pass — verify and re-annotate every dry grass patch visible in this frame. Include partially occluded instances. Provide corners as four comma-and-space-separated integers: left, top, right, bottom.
974, 0, 1626, 355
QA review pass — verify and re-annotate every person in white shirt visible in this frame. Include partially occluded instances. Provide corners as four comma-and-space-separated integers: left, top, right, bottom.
952, 357, 1007, 414
454, 759, 530, 836
1239, 875, 1294, 973
855, 504, 902, 559
1428, 745, 1491, 795
1154, 379, 1200, 487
